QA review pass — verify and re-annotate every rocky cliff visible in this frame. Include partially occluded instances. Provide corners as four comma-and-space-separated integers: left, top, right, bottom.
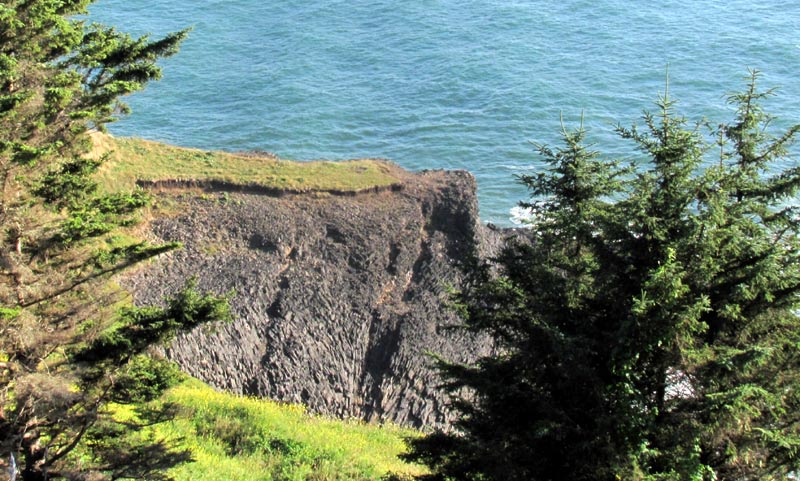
125, 166, 501, 428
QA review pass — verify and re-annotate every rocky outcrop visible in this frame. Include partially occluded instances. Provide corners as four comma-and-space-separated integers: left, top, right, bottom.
125, 167, 501, 428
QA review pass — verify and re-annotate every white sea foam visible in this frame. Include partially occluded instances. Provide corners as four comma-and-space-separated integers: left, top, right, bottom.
509, 205, 535, 227
498, 164, 534, 172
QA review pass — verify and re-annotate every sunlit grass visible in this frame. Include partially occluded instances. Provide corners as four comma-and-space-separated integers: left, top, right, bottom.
113, 377, 424, 481
91, 133, 404, 194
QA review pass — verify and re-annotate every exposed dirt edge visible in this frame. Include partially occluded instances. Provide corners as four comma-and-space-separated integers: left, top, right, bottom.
136, 178, 406, 197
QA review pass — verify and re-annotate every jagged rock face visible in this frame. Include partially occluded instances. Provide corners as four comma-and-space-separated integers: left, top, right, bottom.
126, 169, 497, 428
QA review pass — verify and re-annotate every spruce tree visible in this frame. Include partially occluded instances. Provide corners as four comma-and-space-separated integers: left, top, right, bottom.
0, 2, 230, 479
407, 72, 800, 481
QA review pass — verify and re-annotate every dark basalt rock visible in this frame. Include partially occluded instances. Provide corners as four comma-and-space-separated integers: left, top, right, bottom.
125, 169, 503, 428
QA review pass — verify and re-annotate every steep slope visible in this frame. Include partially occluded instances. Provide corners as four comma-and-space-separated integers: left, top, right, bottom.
125, 167, 499, 428
111, 377, 426, 480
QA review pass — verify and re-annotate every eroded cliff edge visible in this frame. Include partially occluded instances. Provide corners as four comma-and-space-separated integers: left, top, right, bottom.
125, 168, 502, 428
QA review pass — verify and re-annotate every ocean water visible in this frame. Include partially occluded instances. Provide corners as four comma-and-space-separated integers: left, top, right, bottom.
88, 0, 800, 225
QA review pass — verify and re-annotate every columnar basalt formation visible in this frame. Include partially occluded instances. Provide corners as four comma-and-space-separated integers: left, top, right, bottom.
126, 168, 501, 428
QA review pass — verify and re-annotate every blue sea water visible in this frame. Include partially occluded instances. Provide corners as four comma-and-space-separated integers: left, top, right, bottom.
88, 0, 800, 225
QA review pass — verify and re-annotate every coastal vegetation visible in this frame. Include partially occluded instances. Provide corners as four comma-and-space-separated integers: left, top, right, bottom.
105, 377, 423, 481
3, 1, 799, 480
408, 74, 800, 481
0, 1, 230, 479
91, 134, 403, 194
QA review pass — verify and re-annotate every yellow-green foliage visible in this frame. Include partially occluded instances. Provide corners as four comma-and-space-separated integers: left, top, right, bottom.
113, 377, 424, 481
92, 134, 403, 193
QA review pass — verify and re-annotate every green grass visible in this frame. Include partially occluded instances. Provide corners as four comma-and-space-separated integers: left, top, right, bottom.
112, 377, 424, 481
92, 134, 404, 193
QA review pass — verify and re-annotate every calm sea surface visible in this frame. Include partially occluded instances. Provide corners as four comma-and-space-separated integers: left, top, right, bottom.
89, 1, 800, 225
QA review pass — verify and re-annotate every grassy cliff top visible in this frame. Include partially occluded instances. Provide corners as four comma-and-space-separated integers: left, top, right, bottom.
92, 133, 405, 193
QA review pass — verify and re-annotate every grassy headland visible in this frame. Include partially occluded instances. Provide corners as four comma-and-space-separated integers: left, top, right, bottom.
92, 133, 404, 193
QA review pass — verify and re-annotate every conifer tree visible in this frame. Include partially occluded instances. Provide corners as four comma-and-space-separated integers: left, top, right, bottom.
407, 72, 800, 481
0, 2, 230, 479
